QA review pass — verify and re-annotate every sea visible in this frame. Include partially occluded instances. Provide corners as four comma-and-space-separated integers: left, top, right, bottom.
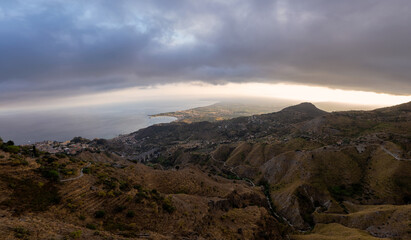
0, 99, 216, 145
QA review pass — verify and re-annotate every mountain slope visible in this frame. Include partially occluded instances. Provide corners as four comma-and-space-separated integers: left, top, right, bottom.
1, 101, 410, 239
0, 146, 288, 239
94, 102, 410, 238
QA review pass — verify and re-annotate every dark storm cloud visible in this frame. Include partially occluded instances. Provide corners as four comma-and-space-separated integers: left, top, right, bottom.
0, 0, 410, 105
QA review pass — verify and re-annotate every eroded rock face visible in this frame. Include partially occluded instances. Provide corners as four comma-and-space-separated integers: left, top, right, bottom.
208, 190, 268, 212
208, 199, 230, 212
262, 154, 300, 184
271, 184, 329, 230
273, 191, 307, 229
226, 191, 268, 209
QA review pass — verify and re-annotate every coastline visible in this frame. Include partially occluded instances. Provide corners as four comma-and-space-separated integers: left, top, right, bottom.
147, 115, 179, 124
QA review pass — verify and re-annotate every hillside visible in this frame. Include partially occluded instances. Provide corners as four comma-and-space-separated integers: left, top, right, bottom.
1, 101, 410, 239
0, 143, 288, 239
103, 102, 329, 160
95, 101, 410, 238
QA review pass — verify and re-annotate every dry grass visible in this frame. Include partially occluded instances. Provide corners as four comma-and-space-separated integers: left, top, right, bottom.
0, 150, 285, 239
291, 223, 389, 240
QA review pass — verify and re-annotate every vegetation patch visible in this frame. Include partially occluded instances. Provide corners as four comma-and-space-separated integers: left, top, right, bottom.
86, 223, 97, 230
69, 230, 82, 239
328, 184, 363, 202
133, 186, 176, 213
13, 227, 31, 239
82, 167, 91, 174
162, 196, 176, 213
1, 175, 61, 214
393, 175, 411, 203
126, 210, 135, 218
94, 210, 106, 218
103, 219, 133, 232
9, 154, 29, 166
40, 168, 60, 182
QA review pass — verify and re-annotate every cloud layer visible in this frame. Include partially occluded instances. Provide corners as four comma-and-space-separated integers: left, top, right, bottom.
1, 0, 410, 105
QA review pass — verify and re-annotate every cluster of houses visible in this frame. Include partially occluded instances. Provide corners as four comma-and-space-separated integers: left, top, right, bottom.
34, 140, 94, 155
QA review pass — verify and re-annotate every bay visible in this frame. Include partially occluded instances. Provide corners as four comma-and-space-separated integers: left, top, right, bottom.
0, 99, 215, 145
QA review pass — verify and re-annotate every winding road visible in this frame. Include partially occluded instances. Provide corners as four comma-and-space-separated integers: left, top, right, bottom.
60, 162, 91, 182
381, 146, 411, 161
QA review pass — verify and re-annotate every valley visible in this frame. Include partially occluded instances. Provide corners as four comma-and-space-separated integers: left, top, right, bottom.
0, 102, 410, 239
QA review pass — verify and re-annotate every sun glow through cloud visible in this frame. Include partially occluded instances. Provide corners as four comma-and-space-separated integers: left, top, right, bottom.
1, 82, 410, 113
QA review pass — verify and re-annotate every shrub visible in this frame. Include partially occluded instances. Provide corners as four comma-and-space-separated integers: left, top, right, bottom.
94, 138, 108, 145
328, 184, 363, 201
61, 168, 75, 176
86, 223, 97, 230
133, 184, 142, 191
94, 210, 106, 218
126, 210, 135, 218
113, 205, 126, 213
107, 190, 115, 197
151, 190, 162, 201
11, 159, 29, 166
119, 182, 131, 191
13, 227, 30, 239
4, 145, 20, 154
2, 177, 61, 213
69, 230, 82, 239
135, 191, 148, 203
55, 153, 67, 159
162, 196, 175, 213
66, 203, 78, 211
43, 155, 58, 163
71, 137, 90, 144
97, 191, 106, 197
103, 220, 132, 231
42, 169, 60, 181
103, 178, 117, 190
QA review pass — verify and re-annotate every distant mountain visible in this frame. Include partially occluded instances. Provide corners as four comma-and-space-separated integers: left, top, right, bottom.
281, 102, 327, 115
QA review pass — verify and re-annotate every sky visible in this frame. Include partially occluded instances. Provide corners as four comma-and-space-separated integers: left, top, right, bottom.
0, 0, 411, 110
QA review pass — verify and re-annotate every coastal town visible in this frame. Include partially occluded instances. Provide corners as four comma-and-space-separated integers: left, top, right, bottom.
34, 137, 96, 155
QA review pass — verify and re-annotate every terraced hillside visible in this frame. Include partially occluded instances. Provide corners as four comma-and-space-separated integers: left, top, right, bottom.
0, 141, 288, 239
